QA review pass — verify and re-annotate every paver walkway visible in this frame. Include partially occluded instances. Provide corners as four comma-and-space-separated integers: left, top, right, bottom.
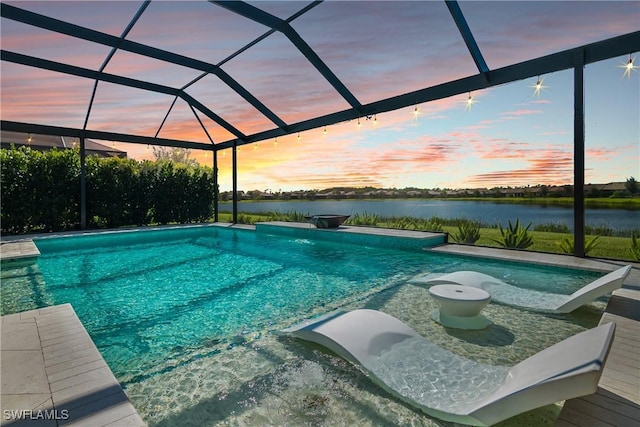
1, 304, 145, 426
556, 287, 640, 426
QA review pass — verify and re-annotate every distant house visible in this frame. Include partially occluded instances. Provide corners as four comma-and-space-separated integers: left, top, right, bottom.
287, 191, 304, 200
1, 131, 127, 158
598, 182, 627, 193
524, 187, 542, 196
500, 188, 526, 197
584, 182, 627, 196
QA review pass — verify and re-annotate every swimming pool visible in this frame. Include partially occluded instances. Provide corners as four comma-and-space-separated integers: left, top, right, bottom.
1, 225, 605, 426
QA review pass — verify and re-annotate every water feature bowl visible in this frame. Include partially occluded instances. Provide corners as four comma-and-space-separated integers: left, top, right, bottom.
305, 215, 350, 228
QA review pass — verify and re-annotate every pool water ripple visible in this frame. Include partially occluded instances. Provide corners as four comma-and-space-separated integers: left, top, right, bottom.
1, 226, 605, 426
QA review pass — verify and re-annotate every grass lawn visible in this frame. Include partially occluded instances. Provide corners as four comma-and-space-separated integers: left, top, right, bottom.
216, 212, 638, 261
441, 226, 634, 260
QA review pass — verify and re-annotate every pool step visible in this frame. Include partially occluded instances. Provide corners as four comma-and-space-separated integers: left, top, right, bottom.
1, 239, 40, 261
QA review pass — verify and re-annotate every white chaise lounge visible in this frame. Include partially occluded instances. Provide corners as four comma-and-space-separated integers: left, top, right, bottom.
283, 309, 616, 426
409, 265, 632, 313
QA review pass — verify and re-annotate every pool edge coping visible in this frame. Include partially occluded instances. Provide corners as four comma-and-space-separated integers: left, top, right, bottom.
1, 304, 146, 426
3, 222, 638, 279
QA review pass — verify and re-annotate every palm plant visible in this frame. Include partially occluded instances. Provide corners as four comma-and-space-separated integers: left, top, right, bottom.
556, 235, 601, 255
492, 219, 534, 249
452, 221, 481, 244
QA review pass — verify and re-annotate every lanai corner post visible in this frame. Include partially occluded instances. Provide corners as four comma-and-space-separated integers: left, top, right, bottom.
232, 143, 238, 224
573, 50, 586, 258
213, 149, 219, 223
80, 136, 87, 230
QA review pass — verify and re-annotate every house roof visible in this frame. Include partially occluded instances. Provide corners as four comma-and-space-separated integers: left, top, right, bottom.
0, 130, 126, 157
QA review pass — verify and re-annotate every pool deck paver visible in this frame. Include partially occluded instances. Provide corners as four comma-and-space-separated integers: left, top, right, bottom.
0, 240, 40, 261
1, 304, 145, 427
555, 287, 640, 427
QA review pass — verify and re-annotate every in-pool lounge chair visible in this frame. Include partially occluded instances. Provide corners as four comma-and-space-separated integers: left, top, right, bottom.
409, 265, 632, 313
283, 309, 616, 426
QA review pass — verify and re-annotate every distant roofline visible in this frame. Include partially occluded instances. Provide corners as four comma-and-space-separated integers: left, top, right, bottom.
0, 130, 127, 158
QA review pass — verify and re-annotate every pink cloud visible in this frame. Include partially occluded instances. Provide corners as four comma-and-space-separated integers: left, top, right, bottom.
499, 109, 544, 117
467, 148, 574, 186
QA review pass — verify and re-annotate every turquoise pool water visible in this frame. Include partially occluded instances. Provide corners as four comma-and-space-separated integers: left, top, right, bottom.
1, 225, 605, 426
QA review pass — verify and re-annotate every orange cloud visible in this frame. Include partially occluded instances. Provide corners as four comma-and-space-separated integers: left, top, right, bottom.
467, 152, 573, 186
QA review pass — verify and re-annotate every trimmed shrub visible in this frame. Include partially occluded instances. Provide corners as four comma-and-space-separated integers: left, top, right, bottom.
556, 235, 601, 255
1, 147, 80, 233
1, 146, 216, 234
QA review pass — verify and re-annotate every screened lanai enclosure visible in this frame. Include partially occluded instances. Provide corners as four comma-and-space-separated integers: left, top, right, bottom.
1, 1, 639, 256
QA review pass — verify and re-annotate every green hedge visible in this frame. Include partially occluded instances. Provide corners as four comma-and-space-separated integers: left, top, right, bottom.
1, 146, 216, 234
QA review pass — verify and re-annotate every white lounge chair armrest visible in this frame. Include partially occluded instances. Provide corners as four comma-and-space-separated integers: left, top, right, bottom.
556, 265, 632, 313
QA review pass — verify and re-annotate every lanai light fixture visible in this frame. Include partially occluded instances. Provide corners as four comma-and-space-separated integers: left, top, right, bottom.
620, 53, 638, 78
465, 92, 476, 110
531, 75, 547, 96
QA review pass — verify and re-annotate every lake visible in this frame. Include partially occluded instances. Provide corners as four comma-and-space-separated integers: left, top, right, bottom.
220, 199, 639, 233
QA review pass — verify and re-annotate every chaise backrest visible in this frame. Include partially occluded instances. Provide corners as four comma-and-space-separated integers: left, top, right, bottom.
470, 322, 616, 425
555, 265, 632, 313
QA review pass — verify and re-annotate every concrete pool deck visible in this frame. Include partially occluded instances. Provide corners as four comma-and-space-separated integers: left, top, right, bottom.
0, 239, 40, 261
1, 223, 638, 426
1, 304, 145, 426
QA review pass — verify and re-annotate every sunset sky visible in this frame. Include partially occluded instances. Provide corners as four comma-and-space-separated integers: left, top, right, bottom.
1, 1, 638, 191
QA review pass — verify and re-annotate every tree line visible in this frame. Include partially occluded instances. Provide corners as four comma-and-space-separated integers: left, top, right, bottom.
1, 146, 216, 234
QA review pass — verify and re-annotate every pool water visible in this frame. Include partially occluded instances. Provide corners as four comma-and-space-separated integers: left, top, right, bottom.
1, 225, 605, 426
